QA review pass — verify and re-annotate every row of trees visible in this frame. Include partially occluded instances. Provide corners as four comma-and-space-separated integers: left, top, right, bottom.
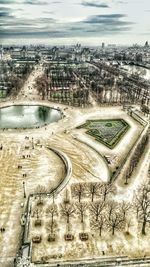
35, 72, 89, 107
71, 182, 116, 202
35, 62, 150, 107
0, 61, 34, 97
33, 198, 130, 236
124, 133, 149, 184
134, 181, 150, 235
93, 61, 150, 106
33, 178, 150, 237
34, 182, 116, 205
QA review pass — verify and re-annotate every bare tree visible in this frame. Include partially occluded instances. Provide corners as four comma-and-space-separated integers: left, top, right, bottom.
107, 209, 125, 235
46, 220, 57, 234
134, 183, 150, 235
90, 200, 105, 222
35, 75, 49, 100
63, 188, 71, 204
91, 212, 106, 237
35, 185, 47, 204
32, 206, 43, 219
71, 183, 86, 202
124, 133, 149, 184
76, 202, 88, 223
120, 201, 131, 219
107, 200, 116, 221
46, 204, 58, 233
86, 182, 102, 202
101, 182, 116, 201
60, 203, 75, 224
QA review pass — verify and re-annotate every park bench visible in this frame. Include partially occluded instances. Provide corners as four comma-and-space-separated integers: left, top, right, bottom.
64, 234, 74, 241
34, 219, 42, 227
32, 235, 42, 243
79, 233, 89, 241
47, 234, 56, 242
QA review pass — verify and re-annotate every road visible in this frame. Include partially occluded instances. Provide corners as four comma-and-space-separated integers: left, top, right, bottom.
18, 63, 44, 101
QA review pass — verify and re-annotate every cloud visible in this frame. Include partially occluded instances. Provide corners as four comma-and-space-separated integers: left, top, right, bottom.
0, 7, 14, 18
111, 0, 128, 3
0, 1, 134, 40
81, 1, 109, 8
51, 1, 62, 3
23, 0, 49, 5
84, 14, 131, 25
0, 0, 49, 4
0, 0, 18, 3
66, 13, 133, 37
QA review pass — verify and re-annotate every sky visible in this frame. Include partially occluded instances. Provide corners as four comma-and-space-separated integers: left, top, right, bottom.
0, 0, 150, 45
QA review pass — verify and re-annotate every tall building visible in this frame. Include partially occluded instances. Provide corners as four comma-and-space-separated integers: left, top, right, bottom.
102, 42, 105, 49
145, 41, 149, 47
0, 45, 3, 60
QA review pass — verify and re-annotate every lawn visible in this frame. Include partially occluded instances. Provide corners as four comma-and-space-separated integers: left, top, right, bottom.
77, 119, 130, 149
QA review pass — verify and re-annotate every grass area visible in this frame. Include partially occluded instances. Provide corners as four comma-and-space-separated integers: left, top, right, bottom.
77, 119, 130, 149
0, 90, 7, 98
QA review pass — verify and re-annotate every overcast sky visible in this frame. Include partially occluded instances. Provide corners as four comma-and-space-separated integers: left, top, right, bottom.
0, 0, 150, 45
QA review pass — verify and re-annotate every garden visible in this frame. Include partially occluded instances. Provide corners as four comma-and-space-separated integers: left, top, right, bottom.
77, 119, 129, 149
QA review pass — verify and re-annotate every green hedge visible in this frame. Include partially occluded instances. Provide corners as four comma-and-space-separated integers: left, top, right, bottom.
77, 119, 130, 149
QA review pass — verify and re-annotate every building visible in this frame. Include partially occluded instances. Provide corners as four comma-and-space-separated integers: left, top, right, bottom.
102, 42, 105, 49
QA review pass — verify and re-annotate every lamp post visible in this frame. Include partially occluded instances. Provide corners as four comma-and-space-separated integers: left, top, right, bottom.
32, 137, 34, 149
23, 181, 26, 198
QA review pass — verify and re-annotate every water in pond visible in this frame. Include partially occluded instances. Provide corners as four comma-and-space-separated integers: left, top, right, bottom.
0, 105, 61, 129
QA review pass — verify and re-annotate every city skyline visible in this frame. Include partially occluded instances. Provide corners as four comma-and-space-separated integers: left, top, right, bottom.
0, 0, 150, 45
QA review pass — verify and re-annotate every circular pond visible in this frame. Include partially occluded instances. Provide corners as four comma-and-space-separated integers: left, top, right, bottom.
0, 105, 62, 129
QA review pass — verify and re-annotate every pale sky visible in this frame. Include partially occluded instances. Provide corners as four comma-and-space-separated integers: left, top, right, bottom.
0, 0, 150, 45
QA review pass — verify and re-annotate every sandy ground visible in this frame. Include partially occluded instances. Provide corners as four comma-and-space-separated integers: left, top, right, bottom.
29, 182, 150, 264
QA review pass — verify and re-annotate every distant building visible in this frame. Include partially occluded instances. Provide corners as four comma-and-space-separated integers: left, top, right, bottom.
145, 41, 149, 47
135, 53, 143, 62
102, 42, 105, 49
71, 47, 91, 62
0, 46, 3, 60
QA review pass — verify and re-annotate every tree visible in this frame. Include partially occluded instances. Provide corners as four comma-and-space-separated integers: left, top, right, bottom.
35, 75, 49, 100
35, 185, 47, 204
107, 200, 116, 221
101, 182, 116, 202
120, 201, 131, 220
134, 183, 150, 235
91, 213, 106, 237
63, 188, 71, 204
107, 208, 125, 235
124, 133, 149, 184
90, 200, 105, 222
86, 182, 102, 202
71, 183, 86, 202
46, 204, 58, 233
76, 202, 88, 224
60, 203, 75, 224
32, 206, 42, 219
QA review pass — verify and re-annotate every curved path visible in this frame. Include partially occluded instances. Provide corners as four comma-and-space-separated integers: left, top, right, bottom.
46, 147, 72, 195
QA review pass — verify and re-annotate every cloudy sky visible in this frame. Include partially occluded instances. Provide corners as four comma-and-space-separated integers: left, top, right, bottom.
0, 0, 149, 45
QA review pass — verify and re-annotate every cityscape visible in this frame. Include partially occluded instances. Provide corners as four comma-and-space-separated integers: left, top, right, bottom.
0, 1, 150, 267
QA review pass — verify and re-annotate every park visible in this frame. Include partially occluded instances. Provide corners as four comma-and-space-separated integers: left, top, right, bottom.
0, 58, 149, 267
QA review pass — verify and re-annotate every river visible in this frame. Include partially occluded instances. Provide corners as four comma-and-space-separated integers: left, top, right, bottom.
121, 65, 150, 80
